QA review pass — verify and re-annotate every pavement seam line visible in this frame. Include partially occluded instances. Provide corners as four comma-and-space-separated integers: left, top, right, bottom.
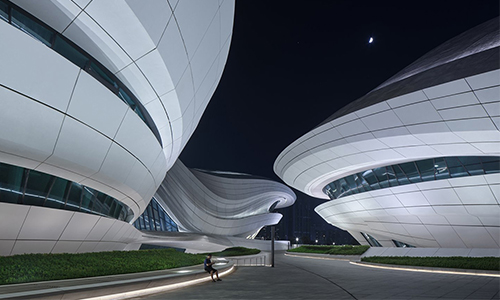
280, 260, 358, 300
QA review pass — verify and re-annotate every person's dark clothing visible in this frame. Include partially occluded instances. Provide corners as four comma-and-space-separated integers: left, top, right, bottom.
204, 258, 217, 273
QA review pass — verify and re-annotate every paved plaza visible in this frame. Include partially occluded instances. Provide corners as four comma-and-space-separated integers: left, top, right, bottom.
136, 253, 499, 300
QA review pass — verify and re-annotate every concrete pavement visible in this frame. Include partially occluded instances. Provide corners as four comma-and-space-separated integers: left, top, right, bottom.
136, 252, 500, 300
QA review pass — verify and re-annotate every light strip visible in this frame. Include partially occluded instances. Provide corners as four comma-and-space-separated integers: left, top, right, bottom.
81, 266, 235, 300
284, 253, 351, 261
285, 253, 500, 278
349, 261, 500, 278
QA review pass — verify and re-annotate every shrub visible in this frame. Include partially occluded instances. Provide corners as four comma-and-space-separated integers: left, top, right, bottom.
210, 247, 261, 257
0, 249, 205, 285
325, 245, 370, 255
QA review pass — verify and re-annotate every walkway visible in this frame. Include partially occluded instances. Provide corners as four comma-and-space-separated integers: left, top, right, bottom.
135, 252, 499, 300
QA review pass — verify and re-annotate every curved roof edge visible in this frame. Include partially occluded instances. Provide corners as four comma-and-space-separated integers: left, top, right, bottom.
192, 168, 271, 181
317, 17, 499, 127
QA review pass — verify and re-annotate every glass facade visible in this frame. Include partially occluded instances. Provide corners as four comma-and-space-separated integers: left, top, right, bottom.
323, 156, 500, 200
0, 0, 161, 146
0, 162, 134, 221
133, 198, 178, 232
361, 232, 382, 247
393, 240, 416, 248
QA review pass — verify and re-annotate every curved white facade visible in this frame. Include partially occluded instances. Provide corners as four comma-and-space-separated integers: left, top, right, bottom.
155, 160, 296, 238
0, 0, 235, 255
275, 18, 500, 248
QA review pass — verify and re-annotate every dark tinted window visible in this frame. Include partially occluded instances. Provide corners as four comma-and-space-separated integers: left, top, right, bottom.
65, 183, 82, 211
89, 62, 118, 91
483, 157, 500, 174
0, 160, 133, 220
433, 157, 450, 179
0, 1, 8, 22
133, 198, 178, 232
446, 157, 468, 177
53, 36, 89, 68
393, 165, 410, 185
400, 162, 421, 183
45, 178, 68, 209
374, 167, 389, 188
323, 156, 500, 200
416, 159, 435, 181
11, 8, 53, 46
23, 170, 53, 206
81, 187, 95, 212
0, 164, 24, 203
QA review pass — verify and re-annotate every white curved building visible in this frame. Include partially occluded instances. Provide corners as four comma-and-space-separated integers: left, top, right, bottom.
275, 18, 500, 248
155, 160, 296, 238
0, 0, 235, 255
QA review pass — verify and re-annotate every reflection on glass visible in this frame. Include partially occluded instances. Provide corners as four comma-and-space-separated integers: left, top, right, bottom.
81, 187, 95, 212
65, 183, 82, 212
0, 161, 133, 221
11, 8, 54, 46
433, 157, 449, 179
361, 232, 382, 247
374, 167, 389, 188
400, 162, 421, 183
0, 1, 8, 22
23, 170, 52, 206
393, 239, 416, 248
416, 159, 434, 181
0, 164, 24, 204
53, 36, 89, 68
133, 198, 178, 232
323, 156, 500, 200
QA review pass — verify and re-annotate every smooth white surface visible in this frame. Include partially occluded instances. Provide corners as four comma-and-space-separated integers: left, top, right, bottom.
1, 1, 235, 221
275, 69, 500, 199
0, 0, 236, 222
155, 160, 296, 238
274, 39, 500, 248
315, 174, 500, 248
18, 0, 236, 171
66, 71, 129, 139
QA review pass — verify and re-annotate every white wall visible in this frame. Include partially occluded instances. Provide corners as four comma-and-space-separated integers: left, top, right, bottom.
275, 69, 500, 199
155, 160, 296, 237
14, 0, 236, 172
0, 202, 141, 256
0, 21, 163, 218
1, 0, 235, 220
315, 174, 500, 248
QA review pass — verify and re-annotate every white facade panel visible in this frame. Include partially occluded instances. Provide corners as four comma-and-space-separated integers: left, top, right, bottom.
0, 21, 80, 112
67, 71, 129, 138
276, 20, 500, 248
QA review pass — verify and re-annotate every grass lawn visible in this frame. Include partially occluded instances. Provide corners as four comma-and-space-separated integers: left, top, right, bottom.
361, 256, 500, 271
210, 247, 261, 257
0, 248, 205, 285
288, 245, 370, 255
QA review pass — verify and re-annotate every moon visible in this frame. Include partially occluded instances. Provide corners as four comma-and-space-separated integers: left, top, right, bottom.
368, 37, 374, 44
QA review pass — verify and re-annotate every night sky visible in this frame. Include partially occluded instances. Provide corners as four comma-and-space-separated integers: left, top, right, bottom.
180, 1, 499, 239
